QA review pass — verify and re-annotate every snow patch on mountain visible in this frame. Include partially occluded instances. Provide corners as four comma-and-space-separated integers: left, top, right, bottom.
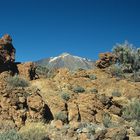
35, 52, 95, 71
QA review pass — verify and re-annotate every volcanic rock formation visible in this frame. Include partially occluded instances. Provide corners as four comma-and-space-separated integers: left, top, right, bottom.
0, 34, 52, 128
0, 34, 15, 64
96, 52, 117, 68
0, 34, 36, 80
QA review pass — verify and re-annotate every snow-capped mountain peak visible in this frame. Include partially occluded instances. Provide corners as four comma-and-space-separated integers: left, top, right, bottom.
36, 53, 95, 71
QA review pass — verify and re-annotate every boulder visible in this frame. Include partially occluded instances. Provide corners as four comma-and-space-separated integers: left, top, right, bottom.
105, 127, 127, 140
96, 52, 117, 68
17, 62, 37, 80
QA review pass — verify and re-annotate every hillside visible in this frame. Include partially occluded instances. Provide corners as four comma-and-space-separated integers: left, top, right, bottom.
0, 34, 140, 140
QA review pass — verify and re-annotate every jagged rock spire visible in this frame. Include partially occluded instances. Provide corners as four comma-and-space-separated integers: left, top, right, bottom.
0, 34, 15, 63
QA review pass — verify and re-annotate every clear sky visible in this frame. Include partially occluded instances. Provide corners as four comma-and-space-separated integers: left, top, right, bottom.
0, 0, 140, 62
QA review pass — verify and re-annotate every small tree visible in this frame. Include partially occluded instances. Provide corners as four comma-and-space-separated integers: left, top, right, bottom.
112, 41, 140, 72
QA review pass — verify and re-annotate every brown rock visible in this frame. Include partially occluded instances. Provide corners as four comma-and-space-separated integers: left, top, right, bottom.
94, 129, 107, 140
51, 120, 63, 129
105, 127, 127, 140
96, 52, 117, 68
19, 96, 26, 103
68, 101, 79, 122
17, 62, 36, 80
69, 121, 80, 130
109, 105, 121, 115
0, 87, 52, 127
27, 93, 44, 111
0, 34, 15, 63
0, 34, 37, 80
78, 133, 89, 140
77, 94, 104, 123
95, 111, 104, 123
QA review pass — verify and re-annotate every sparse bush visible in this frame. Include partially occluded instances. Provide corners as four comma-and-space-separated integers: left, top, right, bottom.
103, 113, 112, 128
86, 123, 96, 134
55, 112, 67, 123
111, 41, 140, 82
73, 86, 85, 93
7, 75, 29, 88
77, 122, 96, 134
89, 75, 97, 80
90, 88, 98, 94
110, 65, 124, 78
0, 120, 15, 132
122, 98, 140, 121
36, 66, 49, 78
61, 93, 70, 101
0, 129, 22, 140
133, 71, 140, 82
112, 90, 121, 97
98, 94, 110, 105
132, 121, 140, 136
19, 123, 50, 140
134, 126, 140, 136
112, 41, 140, 73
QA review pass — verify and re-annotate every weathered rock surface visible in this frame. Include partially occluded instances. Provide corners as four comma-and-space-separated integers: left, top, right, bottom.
0, 34, 37, 80
105, 127, 127, 140
96, 52, 117, 68
0, 34, 15, 64
0, 87, 53, 127
17, 62, 37, 80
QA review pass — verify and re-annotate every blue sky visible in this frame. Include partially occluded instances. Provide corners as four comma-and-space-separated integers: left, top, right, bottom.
0, 0, 140, 62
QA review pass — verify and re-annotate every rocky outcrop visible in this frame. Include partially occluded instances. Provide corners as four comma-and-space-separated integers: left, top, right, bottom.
0, 34, 37, 80
0, 34, 15, 64
0, 87, 53, 127
0, 34, 17, 73
96, 52, 117, 68
0, 35, 50, 128
17, 62, 37, 80
67, 94, 103, 125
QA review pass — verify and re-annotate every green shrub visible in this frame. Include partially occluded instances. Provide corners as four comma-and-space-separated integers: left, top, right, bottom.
112, 90, 121, 97
61, 93, 70, 101
98, 94, 110, 105
73, 86, 85, 93
55, 112, 67, 123
103, 113, 112, 128
7, 75, 29, 88
0, 129, 22, 140
19, 123, 50, 140
36, 66, 49, 78
122, 98, 140, 121
133, 71, 140, 82
77, 122, 96, 134
110, 65, 124, 78
130, 121, 140, 136
134, 126, 140, 136
90, 88, 98, 94
134, 124, 140, 136
86, 123, 96, 134
89, 75, 97, 80
112, 41, 140, 73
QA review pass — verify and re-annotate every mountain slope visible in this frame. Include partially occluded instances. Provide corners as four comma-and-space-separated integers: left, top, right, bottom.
35, 53, 95, 71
